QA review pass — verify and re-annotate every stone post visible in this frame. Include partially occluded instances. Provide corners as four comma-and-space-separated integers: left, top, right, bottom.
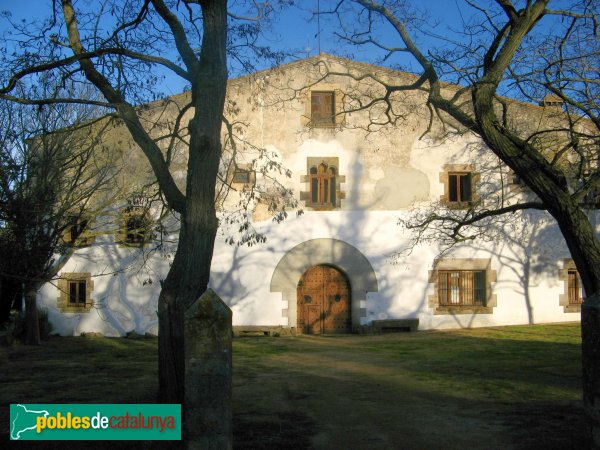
184, 289, 232, 450
582, 292, 600, 449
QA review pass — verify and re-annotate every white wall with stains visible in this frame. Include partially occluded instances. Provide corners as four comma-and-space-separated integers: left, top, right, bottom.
36, 54, 594, 336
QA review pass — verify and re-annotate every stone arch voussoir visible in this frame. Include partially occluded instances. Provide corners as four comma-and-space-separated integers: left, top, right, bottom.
270, 238, 378, 331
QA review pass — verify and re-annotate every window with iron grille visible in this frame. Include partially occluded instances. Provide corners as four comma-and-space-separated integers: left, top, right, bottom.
438, 270, 486, 306
311, 91, 335, 126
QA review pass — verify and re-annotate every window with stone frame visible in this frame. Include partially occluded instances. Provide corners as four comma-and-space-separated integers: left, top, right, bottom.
438, 270, 486, 306
57, 272, 93, 313
311, 91, 335, 126
64, 216, 94, 247
559, 259, 584, 312
508, 170, 524, 187
118, 207, 153, 246
302, 87, 344, 128
230, 164, 256, 186
440, 164, 480, 208
300, 157, 345, 210
428, 258, 497, 314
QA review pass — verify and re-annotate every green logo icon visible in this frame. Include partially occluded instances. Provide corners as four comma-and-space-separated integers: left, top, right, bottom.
10, 404, 181, 440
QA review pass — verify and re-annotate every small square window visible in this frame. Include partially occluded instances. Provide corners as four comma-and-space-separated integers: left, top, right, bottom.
65, 216, 94, 247
233, 169, 251, 184
440, 165, 479, 208
57, 273, 93, 312
448, 173, 472, 203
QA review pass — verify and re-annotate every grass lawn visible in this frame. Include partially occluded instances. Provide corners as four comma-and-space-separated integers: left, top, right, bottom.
0, 323, 583, 449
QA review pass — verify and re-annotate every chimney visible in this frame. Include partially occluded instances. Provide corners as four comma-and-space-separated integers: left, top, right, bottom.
539, 94, 564, 111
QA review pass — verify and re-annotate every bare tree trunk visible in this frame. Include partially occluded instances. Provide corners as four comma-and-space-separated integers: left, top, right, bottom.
157, 219, 219, 404
157, 0, 227, 405
157, 284, 185, 403
470, 82, 600, 448
555, 213, 600, 449
24, 283, 40, 345
582, 294, 600, 449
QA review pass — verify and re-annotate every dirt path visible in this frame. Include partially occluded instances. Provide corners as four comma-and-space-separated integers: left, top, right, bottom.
232, 333, 583, 450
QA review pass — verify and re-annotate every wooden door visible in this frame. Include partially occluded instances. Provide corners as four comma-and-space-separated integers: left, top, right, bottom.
297, 265, 351, 334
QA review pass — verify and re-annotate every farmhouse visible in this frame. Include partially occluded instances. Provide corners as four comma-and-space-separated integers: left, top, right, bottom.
37, 53, 594, 336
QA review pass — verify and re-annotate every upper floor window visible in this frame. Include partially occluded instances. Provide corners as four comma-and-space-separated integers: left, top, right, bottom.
69, 218, 87, 242
448, 173, 472, 203
311, 91, 335, 126
230, 165, 255, 186
125, 212, 151, 245
300, 157, 345, 210
118, 206, 153, 247
440, 164, 479, 208
310, 163, 337, 207
233, 168, 251, 184
65, 216, 94, 247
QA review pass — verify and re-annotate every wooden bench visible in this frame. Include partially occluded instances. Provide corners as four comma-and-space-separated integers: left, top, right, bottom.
232, 326, 297, 337
370, 319, 419, 333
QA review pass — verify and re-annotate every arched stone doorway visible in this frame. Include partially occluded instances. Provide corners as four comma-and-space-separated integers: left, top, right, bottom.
270, 238, 378, 332
297, 265, 351, 334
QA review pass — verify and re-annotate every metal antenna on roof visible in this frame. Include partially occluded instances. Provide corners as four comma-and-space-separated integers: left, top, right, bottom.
317, 0, 321, 54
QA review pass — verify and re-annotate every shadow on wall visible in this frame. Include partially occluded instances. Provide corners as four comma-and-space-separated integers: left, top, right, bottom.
45, 234, 174, 336
212, 133, 576, 331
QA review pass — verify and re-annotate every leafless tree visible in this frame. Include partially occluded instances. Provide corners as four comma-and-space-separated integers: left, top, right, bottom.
0, 0, 293, 405
324, 0, 599, 444
0, 90, 117, 345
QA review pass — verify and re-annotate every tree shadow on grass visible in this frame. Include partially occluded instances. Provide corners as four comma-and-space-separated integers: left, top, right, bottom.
234, 410, 316, 450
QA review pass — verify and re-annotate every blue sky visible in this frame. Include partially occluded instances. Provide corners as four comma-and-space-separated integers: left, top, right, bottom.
0, 1, 567, 99
0, 0, 468, 69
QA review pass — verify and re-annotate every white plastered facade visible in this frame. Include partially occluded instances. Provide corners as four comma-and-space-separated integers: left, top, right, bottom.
37, 54, 597, 336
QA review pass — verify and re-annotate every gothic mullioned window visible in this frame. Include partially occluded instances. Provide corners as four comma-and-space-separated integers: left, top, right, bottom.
300, 157, 345, 210
309, 163, 337, 208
